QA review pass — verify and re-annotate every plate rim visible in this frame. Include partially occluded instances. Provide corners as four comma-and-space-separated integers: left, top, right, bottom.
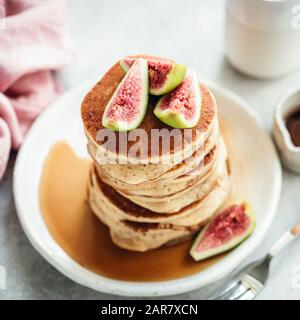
13, 79, 282, 297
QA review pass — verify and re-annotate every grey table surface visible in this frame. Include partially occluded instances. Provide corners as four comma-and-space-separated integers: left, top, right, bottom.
1, 0, 300, 300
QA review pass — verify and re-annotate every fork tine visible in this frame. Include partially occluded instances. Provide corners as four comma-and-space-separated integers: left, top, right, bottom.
237, 289, 256, 300
234, 275, 264, 300
216, 282, 248, 300
227, 283, 249, 300
215, 281, 240, 300
215, 271, 265, 300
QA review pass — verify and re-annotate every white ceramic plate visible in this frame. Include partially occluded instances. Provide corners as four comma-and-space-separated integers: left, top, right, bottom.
13, 80, 282, 297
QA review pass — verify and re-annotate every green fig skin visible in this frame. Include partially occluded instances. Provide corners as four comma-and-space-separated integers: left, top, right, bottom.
102, 58, 149, 132
154, 99, 193, 129
119, 59, 130, 73
190, 202, 256, 262
119, 58, 187, 96
153, 69, 201, 129
150, 63, 187, 96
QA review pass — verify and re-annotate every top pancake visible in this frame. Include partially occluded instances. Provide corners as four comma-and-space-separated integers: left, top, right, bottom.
81, 59, 217, 160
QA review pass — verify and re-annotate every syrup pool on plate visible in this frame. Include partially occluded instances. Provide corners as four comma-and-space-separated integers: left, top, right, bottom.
39, 141, 225, 282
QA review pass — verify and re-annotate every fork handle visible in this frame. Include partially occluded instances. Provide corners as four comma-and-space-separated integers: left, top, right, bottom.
269, 220, 300, 257
291, 222, 300, 236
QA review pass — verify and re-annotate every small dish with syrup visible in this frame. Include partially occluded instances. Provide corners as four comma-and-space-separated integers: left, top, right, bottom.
274, 86, 300, 174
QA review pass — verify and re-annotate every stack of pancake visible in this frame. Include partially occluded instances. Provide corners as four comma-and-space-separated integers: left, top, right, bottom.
81, 60, 230, 252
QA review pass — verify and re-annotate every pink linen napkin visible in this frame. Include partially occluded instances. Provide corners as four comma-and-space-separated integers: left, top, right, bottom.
0, 0, 73, 180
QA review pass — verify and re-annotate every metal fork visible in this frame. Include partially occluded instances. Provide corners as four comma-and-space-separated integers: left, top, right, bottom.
214, 220, 300, 300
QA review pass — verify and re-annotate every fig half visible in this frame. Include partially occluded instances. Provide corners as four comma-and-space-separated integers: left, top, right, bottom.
153, 69, 202, 128
190, 202, 256, 261
120, 55, 186, 96
102, 58, 149, 131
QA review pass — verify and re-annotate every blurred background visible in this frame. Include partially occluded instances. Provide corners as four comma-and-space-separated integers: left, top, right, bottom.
59, 0, 300, 132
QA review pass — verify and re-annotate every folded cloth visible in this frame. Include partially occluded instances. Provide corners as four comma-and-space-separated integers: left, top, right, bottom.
0, 0, 73, 180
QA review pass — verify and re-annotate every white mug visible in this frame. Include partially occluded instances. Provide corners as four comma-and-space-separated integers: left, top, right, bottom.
225, 0, 300, 78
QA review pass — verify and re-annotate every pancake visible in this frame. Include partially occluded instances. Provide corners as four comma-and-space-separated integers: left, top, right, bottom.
90, 119, 220, 185
81, 55, 230, 251
89, 155, 230, 226
81, 59, 218, 185
108, 223, 194, 252
81, 61, 217, 159
94, 140, 219, 197
88, 164, 230, 251
114, 140, 227, 213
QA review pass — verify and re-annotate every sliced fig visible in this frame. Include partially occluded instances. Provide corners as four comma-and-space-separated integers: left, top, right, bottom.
120, 55, 187, 96
190, 202, 256, 261
153, 69, 201, 128
102, 58, 148, 131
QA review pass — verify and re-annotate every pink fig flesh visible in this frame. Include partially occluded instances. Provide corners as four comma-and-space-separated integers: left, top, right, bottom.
120, 55, 187, 96
190, 202, 256, 261
102, 58, 148, 131
154, 69, 201, 128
